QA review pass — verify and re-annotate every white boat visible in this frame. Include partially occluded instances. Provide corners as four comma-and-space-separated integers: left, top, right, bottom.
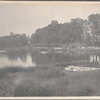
65, 66, 100, 71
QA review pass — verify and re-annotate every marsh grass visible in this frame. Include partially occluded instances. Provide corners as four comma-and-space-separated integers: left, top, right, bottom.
0, 66, 100, 96
0, 66, 25, 78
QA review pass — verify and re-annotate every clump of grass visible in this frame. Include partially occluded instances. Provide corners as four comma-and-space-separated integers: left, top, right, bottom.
34, 67, 64, 79
0, 66, 23, 78
63, 82, 97, 96
14, 84, 55, 96
0, 66, 35, 78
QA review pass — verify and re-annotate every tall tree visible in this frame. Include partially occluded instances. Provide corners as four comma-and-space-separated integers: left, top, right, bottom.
82, 19, 91, 46
70, 18, 83, 43
88, 14, 100, 45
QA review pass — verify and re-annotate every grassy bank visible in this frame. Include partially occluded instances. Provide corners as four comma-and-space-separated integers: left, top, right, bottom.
0, 66, 100, 96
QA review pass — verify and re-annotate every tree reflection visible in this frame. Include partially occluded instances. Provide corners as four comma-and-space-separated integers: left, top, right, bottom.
30, 51, 72, 66
0, 50, 28, 62
0, 49, 100, 67
18, 50, 27, 63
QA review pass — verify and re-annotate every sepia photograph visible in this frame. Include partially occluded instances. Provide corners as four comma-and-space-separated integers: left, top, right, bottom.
0, 1, 100, 97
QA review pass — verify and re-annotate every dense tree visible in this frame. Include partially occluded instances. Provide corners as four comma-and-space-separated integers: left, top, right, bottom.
31, 20, 62, 47
30, 18, 84, 47
0, 33, 29, 48
30, 14, 100, 47
88, 14, 100, 46
82, 20, 91, 46
69, 18, 83, 43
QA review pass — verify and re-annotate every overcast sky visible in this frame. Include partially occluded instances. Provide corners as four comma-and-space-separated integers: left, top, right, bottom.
0, 1, 100, 36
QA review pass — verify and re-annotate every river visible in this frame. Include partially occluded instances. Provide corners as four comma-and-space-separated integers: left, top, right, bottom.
0, 49, 100, 68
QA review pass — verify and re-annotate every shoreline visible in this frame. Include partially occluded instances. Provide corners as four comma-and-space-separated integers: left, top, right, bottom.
1, 46, 100, 53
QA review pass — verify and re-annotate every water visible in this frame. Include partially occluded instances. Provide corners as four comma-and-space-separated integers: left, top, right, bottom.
0, 49, 100, 68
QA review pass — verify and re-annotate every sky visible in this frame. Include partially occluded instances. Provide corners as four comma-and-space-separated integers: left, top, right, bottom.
0, 1, 100, 36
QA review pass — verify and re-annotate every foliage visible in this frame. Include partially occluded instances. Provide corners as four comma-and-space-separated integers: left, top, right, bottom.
30, 13, 100, 47
88, 14, 100, 46
0, 33, 29, 48
30, 19, 84, 47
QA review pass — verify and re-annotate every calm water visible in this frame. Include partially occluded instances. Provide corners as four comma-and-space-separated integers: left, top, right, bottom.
0, 49, 100, 68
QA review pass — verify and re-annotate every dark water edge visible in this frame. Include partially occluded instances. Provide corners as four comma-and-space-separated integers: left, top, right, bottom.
1, 47, 100, 68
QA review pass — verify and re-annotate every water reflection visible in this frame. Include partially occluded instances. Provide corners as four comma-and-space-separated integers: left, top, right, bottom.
30, 51, 72, 66
0, 50, 35, 67
0, 49, 100, 68
90, 54, 100, 62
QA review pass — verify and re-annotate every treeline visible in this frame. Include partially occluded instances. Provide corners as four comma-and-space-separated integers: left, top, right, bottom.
30, 13, 100, 47
0, 13, 100, 48
0, 32, 30, 48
